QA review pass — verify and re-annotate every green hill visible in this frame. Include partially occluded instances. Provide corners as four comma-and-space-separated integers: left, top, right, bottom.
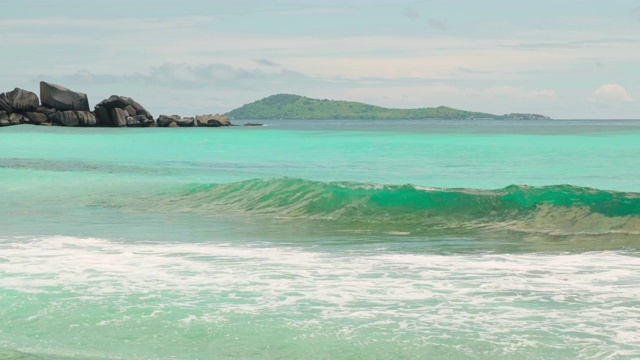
225, 94, 550, 120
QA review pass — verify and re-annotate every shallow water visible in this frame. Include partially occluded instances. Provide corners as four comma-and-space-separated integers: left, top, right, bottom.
1, 120, 639, 359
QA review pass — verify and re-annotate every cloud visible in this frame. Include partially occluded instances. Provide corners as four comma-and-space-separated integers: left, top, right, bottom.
234, 4, 354, 17
592, 84, 634, 102
504, 38, 640, 51
526, 89, 558, 99
254, 59, 280, 67
456, 68, 494, 74
426, 18, 448, 31
35, 62, 322, 114
483, 86, 558, 100
403, 7, 420, 20
54, 63, 307, 90
0, 16, 216, 32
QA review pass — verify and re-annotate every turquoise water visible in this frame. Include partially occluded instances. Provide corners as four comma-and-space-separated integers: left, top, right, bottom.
1, 120, 639, 359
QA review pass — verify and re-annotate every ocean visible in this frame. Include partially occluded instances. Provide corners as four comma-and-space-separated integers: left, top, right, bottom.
1, 119, 639, 359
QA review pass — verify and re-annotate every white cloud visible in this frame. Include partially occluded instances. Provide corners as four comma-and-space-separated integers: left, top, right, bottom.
526, 89, 558, 99
484, 86, 557, 100
51, 63, 308, 90
592, 84, 634, 102
0, 16, 216, 31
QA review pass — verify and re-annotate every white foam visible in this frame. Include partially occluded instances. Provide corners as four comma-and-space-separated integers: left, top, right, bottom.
1, 235, 640, 357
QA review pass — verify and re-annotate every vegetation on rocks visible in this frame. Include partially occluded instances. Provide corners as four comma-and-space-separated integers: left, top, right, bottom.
226, 94, 550, 120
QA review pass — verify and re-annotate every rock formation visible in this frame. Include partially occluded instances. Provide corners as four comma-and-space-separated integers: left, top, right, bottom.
0, 88, 39, 113
76, 111, 97, 127
0, 88, 41, 126
94, 95, 154, 127
53, 111, 81, 127
0, 81, 231, 129
195, 114, 231, 127
40, 82, 90, 112
157, 115, 196, 127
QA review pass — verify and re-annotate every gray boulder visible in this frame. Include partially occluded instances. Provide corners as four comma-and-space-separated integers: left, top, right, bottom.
0, 111, 9, 126
95, 106, 110, 126
112, 108, 128, 127
97, 95, 130, 111
124, 105, 136, 117
126, 116, 139, 127
124, 115, 155, 127
76, 111, 97, 127
195, 114, 231, 127
40, 82, 90, 111
9, 113, 25, 125
136, 108, 153, 119
24, 112, 49, 125
0, 97, 11, 113
38, 106, 57, 117
0, 88, 39, 113
40, 107, 58, 123
156, 115, 178, 127
53, 111, 80, 126
157, 115, 195, 127
123, 97, 153, 120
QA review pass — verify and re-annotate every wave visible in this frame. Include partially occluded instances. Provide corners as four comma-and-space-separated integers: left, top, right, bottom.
154, 178, 640, 236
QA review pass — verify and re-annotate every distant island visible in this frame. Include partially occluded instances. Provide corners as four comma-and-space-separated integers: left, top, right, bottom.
226, 94, 550, 120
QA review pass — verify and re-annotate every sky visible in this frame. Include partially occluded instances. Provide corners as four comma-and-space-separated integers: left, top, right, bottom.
1, 0, 639, 119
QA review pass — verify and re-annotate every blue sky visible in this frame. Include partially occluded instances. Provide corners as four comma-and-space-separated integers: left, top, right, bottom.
1, 0, 639, 118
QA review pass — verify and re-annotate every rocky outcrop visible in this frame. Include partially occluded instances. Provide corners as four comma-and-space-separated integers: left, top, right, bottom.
0, 82, 231, 129
195, 114, 231, 127
0, 84, 94, 127
0, 94, 51, 126
40, 82, 90, 111
504, 113, 551, 120
94, 95, 154, 127
0, 88, 39, 113
157, 115, 195, 127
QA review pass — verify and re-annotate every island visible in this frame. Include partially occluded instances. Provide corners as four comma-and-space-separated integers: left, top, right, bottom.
226, 94, 550, 120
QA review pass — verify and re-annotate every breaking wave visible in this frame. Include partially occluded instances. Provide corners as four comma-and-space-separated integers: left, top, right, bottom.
158, 178, 640, 236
